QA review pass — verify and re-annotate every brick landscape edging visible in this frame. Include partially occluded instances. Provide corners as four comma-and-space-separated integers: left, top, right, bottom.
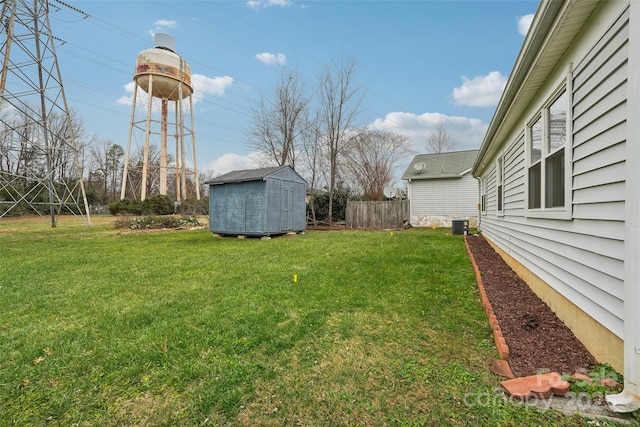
462, 235, 621, 401
464, 235, 510, 360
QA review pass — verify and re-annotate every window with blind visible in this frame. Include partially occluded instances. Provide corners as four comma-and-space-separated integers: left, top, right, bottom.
526, 87, 569, 218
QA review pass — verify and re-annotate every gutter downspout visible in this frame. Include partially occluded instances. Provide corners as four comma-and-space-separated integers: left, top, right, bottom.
606, 0, 640, 413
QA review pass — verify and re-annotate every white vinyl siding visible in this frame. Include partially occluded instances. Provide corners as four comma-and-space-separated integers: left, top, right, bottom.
479, 4, 628, 339
482, 164, 497, 214
503, 134, 526, 216
409, 174, 478, 218
482, 157, 505, 216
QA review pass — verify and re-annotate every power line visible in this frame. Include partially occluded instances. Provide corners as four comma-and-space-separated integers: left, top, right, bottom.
48, 1, 427, 166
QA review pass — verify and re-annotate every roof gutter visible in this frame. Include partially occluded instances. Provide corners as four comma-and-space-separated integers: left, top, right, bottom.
606, 0, 640, 413
472, 0, 567, 177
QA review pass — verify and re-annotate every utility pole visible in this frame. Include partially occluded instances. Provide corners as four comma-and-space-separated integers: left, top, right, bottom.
0, 0, 91, 226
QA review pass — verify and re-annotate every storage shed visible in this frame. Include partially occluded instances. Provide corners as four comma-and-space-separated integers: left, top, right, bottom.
205, 165, 307, 237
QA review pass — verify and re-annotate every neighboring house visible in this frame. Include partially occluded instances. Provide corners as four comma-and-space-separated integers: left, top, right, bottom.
472, 0, 640, 412
205, 165, 307, 237
402, 150, 479, 228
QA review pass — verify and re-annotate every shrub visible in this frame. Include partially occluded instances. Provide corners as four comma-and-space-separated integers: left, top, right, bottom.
144, 195, 175, 215
177, 197, 209, 216
309, 184, 354, 223
109, 196, 175, 216
108, 200, 124, 215
114, 215, 201, 230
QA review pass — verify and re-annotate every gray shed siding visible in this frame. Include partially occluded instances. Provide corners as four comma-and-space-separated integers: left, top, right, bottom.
478, 3, 628, 339
265, 175, 307, 232
208, 166, 307, 236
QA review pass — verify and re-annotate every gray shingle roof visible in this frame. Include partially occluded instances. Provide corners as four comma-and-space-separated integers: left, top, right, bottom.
204, 166, 287, 185
402, 150, 479, 180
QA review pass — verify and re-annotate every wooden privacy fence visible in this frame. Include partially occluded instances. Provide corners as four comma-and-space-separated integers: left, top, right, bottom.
345, 200, 409, 229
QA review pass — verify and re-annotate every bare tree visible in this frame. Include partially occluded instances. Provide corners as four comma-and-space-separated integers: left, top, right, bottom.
107, 144, 124, 200
0, 110, 11, 173
1, 105, 89, 218
342, 129, 413, 201
316, 56, 363, 224
426, 122, 456, 153
247, 68, 309, 168
88, 137, 109, 197
298, 112, 327, 227
8, 110, 39, 177
89, 138, 124, 202
47, 110, 85, 182
121, 144, 161, 200
1, 108, 85, 186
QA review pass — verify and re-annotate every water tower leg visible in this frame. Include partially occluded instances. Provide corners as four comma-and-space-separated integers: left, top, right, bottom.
141, 75, 154, 201
174, 102, 181, 202
179, 84, 187, 201
160, 98, 168, 196
121, 82, 139, 200
190, 94, 200, 200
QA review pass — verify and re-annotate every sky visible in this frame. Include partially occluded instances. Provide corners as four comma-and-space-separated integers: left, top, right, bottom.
46, 0, 539, 184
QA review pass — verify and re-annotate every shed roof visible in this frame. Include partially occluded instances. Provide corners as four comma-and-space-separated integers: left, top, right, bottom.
402, 150, 479, 180
204, 165, 305, 185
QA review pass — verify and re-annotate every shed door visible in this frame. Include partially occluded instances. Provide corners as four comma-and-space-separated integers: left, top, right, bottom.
281, 186, 294, 230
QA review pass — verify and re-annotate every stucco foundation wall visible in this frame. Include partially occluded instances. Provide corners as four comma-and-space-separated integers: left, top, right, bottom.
484, 235, 624, 372
410, 215, 478, 229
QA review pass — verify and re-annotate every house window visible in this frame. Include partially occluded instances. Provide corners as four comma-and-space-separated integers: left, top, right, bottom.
546, 92, 567, 207
526, 87, 569, 215
528, 116, 543, 209
497, 156, 503, 212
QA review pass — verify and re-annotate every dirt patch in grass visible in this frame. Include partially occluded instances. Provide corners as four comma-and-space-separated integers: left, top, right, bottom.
111, 390, 188, 427
465, 234, 597, 377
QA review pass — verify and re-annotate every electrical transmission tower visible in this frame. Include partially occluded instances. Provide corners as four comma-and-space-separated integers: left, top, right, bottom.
1, 0, 91, 227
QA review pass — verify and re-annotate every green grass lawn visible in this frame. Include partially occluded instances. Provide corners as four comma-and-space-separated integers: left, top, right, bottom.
0, 216, 629, 426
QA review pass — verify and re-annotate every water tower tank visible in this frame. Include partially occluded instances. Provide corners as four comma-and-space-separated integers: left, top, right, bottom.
134, 33, 192, 100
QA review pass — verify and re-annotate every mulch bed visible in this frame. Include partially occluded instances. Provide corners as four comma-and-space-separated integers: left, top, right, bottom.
465, 234, 597, 378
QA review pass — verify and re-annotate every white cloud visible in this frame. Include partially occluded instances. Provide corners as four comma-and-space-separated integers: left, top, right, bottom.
191, 74, 234, 101
369, 112, 487, 153
117, 81, 137, 106
255, 52, 286, 67
246, 0, 293, 10
117, 74, 233, 107
517, 14, 534, 37
154, 19, 178, 29
451, 71, 507, 107
204, 152, 262, 177
147, 19, 178, 38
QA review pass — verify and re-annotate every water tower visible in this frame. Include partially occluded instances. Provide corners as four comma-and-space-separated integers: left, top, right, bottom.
120, 34, 200, 201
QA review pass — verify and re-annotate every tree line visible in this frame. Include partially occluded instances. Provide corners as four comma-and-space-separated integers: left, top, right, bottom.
247, 57, 415, 225
0, 106, 206, 217
2, 56, 455, 222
